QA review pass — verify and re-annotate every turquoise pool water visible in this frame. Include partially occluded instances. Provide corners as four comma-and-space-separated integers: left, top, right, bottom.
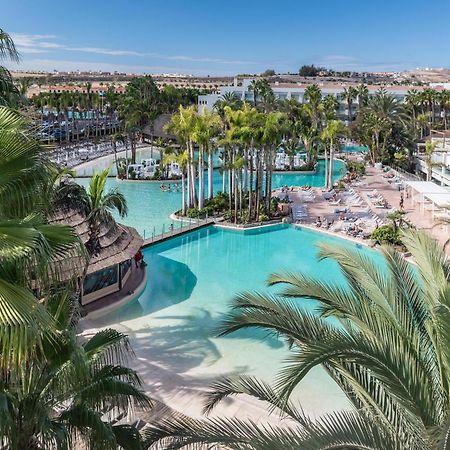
76, 159, 346, 236
99, 225, 378, 415
343, 145, 368, 153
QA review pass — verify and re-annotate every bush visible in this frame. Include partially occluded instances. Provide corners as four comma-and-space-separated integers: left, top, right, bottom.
204, 192, 229, 211
186, 206, 214, 219
371, 225, 401, 245
347, 161, 366, 176
259, 214, 269, 222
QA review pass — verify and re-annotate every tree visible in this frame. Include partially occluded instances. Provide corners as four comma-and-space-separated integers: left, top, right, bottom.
356, 83, 369, 111
298, 64, 324, 77
144, 230, 450, 450
119, 76, 161, 162
0, 106, 82, 367
424, 140, 438, 181
165, 105, 199, 208
213, 92, 242, 116
321, 119, 347, 188
321, 94, 339, 122
1, 293, 151, 449
0, 28, 20, 106
73, 168, 128, 255
303, 84, 322, 130
192, 109, 221, 205
112, 132, 125, 176
341, 86, 358, 123
163, 148, 189, 215
261, 69, 275, 77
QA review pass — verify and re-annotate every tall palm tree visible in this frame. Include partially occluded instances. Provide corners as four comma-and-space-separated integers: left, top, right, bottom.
405, 89, 420, 131
112, 132, 125, 176
321, 94, 339, 123
424, 140, 438, 181
192, 109, 222, 206
341, 86, 357, 123
163, 148, 189, 215
356, 83, 369, 111
321, 119, 347, 188
303, 84, 322, 130
165, 105, 199, 208
438, 90, 450, 130
144, 229, 450, 450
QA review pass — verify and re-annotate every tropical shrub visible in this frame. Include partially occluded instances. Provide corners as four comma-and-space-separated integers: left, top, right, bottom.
346, 160, 366, 176
371, 224, 401, 245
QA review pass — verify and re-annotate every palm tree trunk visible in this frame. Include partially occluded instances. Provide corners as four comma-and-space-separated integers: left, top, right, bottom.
198, 150, 204, 209
208, 152, 214, 199
113, 141, 119, 176
324, 147, 329, 189
328, 140, 334, 189
248, 149, 253, 221
181, 172, 186, 215
189, 141, 197, 208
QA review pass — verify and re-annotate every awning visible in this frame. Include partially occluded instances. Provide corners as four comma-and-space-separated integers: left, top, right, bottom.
424, 192, 450, 207
406, 181, 449, 194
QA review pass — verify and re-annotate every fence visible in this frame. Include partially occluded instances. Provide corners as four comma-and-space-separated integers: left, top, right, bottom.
142, 215, 216, 244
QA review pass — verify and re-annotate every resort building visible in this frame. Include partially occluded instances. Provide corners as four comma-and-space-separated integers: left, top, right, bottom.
416, 130, 450, 187
198, 78, 438, 122
50, 209, 144, 308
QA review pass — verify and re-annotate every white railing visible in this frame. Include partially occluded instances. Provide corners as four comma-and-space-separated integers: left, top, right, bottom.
142, 215, 215, 243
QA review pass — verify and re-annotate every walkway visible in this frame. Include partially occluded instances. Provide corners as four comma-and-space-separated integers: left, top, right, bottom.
143, 218, 216, 247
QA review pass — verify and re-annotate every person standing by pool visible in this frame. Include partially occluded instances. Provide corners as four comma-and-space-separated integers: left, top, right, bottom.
399, 192, 404, 210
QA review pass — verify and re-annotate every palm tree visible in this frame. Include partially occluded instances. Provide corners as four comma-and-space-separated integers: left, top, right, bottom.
111, 132, 125, 176
165, 105, 199, 209
0, 106, 82, 367
422, 88, 438, 125
74, 168, 128, 255
438, 90, 450, 130
213, 92, 242, 115
321, 119, 347, 188
321, 94, 339, 123
192, 109, 222, 206
341, 86, 357, 123
303, 84, 322, 130
417, 112, 430, 139
144, 230, 450, 450
356, 83, 369, 111
163, 148, 189, 215
424, 140, 438, 181
0, 28, 20, 106
405, 89, 420, 131
1, 293, 151, 449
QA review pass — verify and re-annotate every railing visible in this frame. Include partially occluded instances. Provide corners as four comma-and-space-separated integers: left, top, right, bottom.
391, 165, 422, 182
142, 214, 215, 243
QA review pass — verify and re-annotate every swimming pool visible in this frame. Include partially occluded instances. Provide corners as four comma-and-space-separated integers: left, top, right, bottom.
76, 159, 346, 236
343, 145, 368, 153
95, 225, 378, 417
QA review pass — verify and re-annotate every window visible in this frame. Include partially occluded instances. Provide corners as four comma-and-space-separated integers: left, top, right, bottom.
83, 265, 118, 295
120, 259, 132, 280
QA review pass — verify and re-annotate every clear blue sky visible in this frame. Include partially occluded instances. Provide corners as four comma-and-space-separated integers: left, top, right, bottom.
3, 0, 450, 75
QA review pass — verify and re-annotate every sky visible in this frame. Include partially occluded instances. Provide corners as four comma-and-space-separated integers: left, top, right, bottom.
3, 0, 450, 75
